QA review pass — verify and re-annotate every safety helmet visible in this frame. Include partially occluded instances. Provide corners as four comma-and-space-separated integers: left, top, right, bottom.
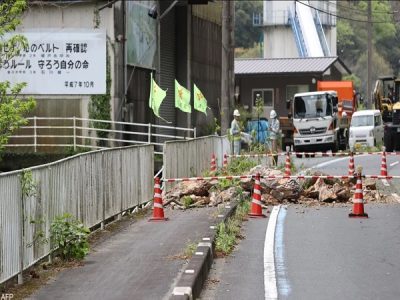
270, 110, 277, 119
233, 109, 240, 117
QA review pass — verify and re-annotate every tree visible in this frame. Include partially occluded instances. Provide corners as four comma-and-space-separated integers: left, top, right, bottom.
337, 0, 400, 97
0, 0, 36, 153
235, 1, 263, 49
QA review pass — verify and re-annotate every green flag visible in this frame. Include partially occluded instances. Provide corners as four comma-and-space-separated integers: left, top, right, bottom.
149, 75, 166, 118
193, 83, 207, 115
175, 80, 191, 113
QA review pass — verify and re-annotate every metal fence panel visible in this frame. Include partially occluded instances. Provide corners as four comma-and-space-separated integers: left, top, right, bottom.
163, 136, 230, 189
0, 175, 21, 283
0, 144, 153, 284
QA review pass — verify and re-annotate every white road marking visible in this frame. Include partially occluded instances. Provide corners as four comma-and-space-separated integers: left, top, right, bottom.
264, 205, 281, 300
390, 161, 399, 167
391, 193, 400, 203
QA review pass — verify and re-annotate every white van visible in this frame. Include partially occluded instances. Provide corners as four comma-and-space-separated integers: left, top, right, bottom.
349, 110, 384, 150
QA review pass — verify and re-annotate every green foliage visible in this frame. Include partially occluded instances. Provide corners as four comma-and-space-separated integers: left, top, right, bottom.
337, 0, 400, 96
227, 157, 257, 175
254, 94, 264, 117
182, 196, 194, 209
215, 199, 249, 255
183, 241, 197, 259
235, 1, 263, 49
215, 222, 236, 254
202, 117, 221, 136
20, 169, 37, 199
50, 213, 90, 260
0, 82, 36, 154
88, 52, 111, 146
0, 0, 28, 60
235, 45, 263, 59
0, 1, 36, 155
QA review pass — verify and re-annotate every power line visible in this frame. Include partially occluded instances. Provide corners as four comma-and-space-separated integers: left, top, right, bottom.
296, 0, 394, 24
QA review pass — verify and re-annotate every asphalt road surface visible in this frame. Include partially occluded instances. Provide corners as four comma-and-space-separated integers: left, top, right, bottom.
201, 154, 400, 300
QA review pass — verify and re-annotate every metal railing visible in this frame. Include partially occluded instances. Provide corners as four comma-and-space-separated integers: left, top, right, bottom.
0, 145, 154, 284
5, 117, 196, 155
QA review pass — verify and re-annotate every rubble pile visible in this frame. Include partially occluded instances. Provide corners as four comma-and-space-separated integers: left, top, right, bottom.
163, 166, 390, 209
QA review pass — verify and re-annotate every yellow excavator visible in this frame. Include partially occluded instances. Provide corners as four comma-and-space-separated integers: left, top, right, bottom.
373, 76, 400, 151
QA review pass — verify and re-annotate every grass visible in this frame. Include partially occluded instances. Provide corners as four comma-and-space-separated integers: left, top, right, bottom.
215, 198, 250, 256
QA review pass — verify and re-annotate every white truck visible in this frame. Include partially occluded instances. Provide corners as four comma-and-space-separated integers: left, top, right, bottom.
289, 91, 348, 152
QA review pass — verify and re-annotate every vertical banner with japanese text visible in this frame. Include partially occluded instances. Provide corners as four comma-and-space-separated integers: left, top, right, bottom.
0, 29, 106, 95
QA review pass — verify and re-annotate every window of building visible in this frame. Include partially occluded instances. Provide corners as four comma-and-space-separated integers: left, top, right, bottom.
252, 89, 274, 107
286, 85, 309, 101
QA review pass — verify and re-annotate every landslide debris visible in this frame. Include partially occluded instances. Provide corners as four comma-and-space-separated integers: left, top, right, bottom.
162, 166, 392, 209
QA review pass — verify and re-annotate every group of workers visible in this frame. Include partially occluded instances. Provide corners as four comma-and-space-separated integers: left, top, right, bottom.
230, 109, 280, 165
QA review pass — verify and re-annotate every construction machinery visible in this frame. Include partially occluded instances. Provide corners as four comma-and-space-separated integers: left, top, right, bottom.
373, 76, 400, 151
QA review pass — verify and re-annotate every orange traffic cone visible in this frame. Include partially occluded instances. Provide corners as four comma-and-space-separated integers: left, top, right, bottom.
284, 152, 291, 176
223, 154, 228, 169
248, 173, 266, 218
149, 177, 168, 221
380, 150, 388, 176
349, 172, 368, 218
210, 154, 217, 172
348, 152, 355, 176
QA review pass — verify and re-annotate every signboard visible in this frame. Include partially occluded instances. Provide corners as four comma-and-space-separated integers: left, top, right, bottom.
0, 29, 106, 95
126, 0, 157, 69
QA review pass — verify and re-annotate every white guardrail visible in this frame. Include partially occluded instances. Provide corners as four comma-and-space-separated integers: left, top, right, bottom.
0, 145, 154, 285
5, 117, 196, 155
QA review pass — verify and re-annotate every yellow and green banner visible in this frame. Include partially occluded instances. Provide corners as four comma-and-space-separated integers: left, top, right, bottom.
193, 83, 207, 115
149, 73, 167, 118
175, 80, 191, 113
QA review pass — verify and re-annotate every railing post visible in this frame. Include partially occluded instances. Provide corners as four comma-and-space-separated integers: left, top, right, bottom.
33, 116, 37, 153
193, 127, 196, 139
73, 116, 76, 151
148, 123, 152, 144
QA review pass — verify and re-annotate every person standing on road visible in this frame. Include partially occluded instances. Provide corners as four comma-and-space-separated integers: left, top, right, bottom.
231, 109, 242, 155
269, 109, 280, 165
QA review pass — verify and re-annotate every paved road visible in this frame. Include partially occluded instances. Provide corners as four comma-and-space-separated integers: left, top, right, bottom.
201, 155, 400, 300
30, 207, 219, 300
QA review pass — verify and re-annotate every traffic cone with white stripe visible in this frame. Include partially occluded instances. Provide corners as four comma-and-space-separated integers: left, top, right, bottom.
348, 152, 355, 176
349, 171, 368, 218
210, 154, 217, 173
284, 152, 291, 176
380, 148, 388, 176
149, 177, 168, 221
223, 153, 228, 169
248, 173, 266, 218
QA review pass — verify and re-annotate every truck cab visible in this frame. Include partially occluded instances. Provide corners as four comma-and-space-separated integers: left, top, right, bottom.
291, 91, 343, 151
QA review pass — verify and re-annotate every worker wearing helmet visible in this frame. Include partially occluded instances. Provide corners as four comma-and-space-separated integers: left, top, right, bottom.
230, 109, 242, 155
269, 109, 280, 165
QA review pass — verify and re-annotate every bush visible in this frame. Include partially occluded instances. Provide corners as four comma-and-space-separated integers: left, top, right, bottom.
50, 213, 90, 260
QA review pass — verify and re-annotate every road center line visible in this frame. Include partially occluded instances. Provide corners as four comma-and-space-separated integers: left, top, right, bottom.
264, 205, 280, 300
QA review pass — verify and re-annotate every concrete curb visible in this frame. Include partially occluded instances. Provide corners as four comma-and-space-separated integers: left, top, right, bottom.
169, 201, 238, 300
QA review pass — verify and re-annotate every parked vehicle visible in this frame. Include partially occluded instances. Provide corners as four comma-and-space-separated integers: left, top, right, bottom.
349, 110, 384, 150
373, 76, 400, 151
286, 90, 348, 152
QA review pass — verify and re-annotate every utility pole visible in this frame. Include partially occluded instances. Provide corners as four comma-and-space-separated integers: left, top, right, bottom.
221, 1, 234, 135
187, 5, 192, 133
367, 0, 372, 109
